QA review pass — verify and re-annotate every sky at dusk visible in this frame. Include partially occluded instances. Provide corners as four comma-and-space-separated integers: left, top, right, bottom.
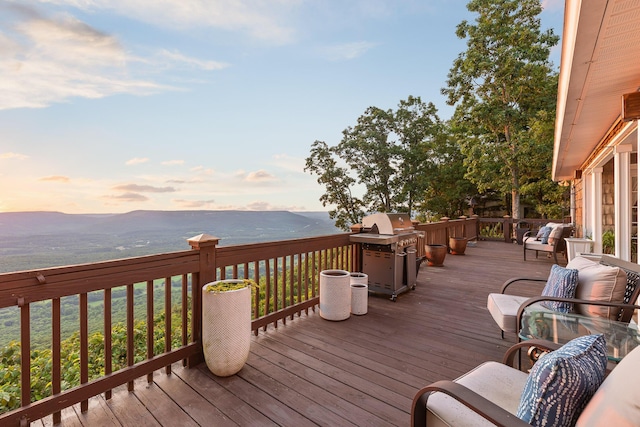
0, 0, 565, 214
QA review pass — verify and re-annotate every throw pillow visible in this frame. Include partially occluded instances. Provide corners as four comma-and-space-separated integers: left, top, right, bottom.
516, 334, 607, 427
547, 225, 565, 245
566, 256, 627, 320
540, 227, 553, 244
536, 226, 551, 240
540, 264, 579, 313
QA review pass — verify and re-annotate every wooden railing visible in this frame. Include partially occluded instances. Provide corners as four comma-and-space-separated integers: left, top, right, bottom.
0, 232, 356, 425
0, 215, 483, 425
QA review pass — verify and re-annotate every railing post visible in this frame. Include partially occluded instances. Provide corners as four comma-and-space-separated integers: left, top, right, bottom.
471, 215, 479, 241
350, 224, 364, 272
503, 215, 512, 243
187, 234, 220, 367
441, 217, 450, 248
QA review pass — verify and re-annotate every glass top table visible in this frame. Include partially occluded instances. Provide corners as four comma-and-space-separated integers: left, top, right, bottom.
519, 307, 640, 362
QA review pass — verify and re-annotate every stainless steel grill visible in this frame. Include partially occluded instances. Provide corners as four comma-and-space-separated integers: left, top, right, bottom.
349, 213, 422, 301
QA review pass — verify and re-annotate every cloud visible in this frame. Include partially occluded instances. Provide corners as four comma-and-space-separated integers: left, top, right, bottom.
0, 6, 169, 110
173, 198, 216, 208
112, 184, 176, 193
43, 0, 298, 44
161, 159, 185, 166
126, 157, 150, 165
103, 192, 149, 202
320, 41, 377, 61
157, 50, 229, 71
40, 175, 70, 182
190, 166, 214, 175
245, 169, 277, 182
0, 152, 29, 160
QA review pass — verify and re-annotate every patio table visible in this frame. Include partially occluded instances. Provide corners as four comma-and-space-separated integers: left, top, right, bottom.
519, 307, 640, 362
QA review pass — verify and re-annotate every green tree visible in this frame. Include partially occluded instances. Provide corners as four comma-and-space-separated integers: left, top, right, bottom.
443, 0, 559, 219
306, 96, 448, 228
416, 125, 477, 219
305, 140, 365, 231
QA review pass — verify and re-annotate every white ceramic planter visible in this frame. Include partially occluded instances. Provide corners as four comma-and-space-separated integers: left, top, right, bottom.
202, 280, 251, 377
319, 269, 351, 321
350, 272, 368, 315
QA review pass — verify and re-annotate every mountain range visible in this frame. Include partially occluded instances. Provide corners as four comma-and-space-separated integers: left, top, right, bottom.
0, 210, 341, 273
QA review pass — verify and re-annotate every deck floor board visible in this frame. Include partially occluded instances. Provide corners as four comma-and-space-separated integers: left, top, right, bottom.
39, 240, 554, 426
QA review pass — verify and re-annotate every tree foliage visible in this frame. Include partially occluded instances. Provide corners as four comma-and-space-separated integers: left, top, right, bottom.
443, 0, 560, 219
306, 96, 475, 229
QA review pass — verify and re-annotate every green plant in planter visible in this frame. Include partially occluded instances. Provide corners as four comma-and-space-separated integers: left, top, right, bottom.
204, 279, 256, 293
602, 230, 615, 255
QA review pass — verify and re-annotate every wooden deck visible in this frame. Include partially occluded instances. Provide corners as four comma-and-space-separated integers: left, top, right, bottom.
34, 241, 557, 427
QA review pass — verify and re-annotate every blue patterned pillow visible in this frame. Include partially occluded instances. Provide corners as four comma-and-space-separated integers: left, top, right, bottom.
540, 264, 578, 313
540, 227, 553, 244
516, 334, 607, 427
536, 226, 551, 240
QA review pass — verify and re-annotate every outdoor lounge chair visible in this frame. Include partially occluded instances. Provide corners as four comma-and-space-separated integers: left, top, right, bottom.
486, 254, 640, 339
411, 336, 640, 426
522, 223, 573, 264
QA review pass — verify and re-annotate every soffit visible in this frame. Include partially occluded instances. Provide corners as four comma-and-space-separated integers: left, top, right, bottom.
553, 0, 640, 181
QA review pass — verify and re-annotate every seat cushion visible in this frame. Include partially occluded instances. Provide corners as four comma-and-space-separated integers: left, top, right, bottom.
487, 293, 531, 333
540, 264, 579, 312
516, 334, 607, 427
566, 256, 627, 320
427, 361, 529, 427
577, 344, 640, 426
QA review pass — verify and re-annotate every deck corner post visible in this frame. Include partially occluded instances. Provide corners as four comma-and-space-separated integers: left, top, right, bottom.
186, 234, 220, 367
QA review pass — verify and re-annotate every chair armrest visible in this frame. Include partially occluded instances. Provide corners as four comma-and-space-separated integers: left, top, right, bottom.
501, 339, 561, 366
411, 380, 530, 427
516, 296, 640, 334
500, 277, 547, 294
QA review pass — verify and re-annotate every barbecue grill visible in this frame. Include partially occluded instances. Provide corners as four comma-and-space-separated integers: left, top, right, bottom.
349, 213, 422, 301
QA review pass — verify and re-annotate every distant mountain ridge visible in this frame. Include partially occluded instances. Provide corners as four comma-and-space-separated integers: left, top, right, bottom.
0, 210, 339, 237
0, 210, 341, 273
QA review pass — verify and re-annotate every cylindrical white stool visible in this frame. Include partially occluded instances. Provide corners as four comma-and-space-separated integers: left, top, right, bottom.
319, 269, 351, 321
350, 272, 368, 315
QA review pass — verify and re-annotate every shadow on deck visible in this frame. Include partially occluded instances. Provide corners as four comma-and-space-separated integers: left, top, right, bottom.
37, 241, 556, 427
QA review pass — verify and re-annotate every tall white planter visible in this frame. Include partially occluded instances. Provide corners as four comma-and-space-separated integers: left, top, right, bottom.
202, 280, 251, 377
319, 269, 351, 321
350, 272, 368, 315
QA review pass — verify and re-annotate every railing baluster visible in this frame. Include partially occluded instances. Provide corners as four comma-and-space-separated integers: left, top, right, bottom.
296, 253, 302, 318
52, 298, 61, 424
253, 261, 259, 335
274, 257, 279, 328
181, 274, 188, 366
80, 293, 89, 411
104, 288, 112, 399
19, 300, 30, 409
146, 280, 154, 382
281, 256, 286, 325
126, 284, 134, 391
164, 277, 172, 375
264, 259, 271, 332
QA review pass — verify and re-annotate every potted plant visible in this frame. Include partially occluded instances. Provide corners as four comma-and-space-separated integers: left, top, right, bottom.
425, 244, 447, 266
449, 237, 468, 255
202, 279, 255, 377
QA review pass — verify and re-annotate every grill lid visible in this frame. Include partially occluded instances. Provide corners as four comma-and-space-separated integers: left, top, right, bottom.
361, 213, 414, 235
